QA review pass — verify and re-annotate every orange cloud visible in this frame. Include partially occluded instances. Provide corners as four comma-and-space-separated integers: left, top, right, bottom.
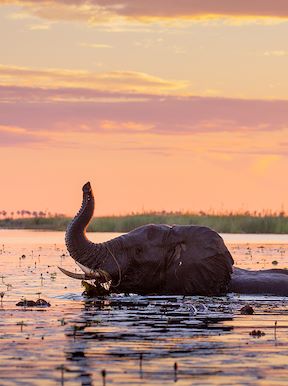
100, 120, 154, 132
0, 125, 50, 146
2, 1, 288, 24
0, 64, 187, 95
1, 86, 288, 141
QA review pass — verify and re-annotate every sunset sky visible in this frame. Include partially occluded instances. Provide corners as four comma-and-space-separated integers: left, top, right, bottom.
1, 0, 288, 216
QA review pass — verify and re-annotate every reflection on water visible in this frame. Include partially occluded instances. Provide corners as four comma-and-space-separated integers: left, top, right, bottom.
0, 230, 288, 385
0, 229, 122, 245
222, 233, 288, 244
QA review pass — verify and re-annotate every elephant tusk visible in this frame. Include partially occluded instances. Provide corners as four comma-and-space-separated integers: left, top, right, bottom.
76, 262, 111, 282
58, 266, 87, 280
76, 262, 101, 278
58, 265, 111, 283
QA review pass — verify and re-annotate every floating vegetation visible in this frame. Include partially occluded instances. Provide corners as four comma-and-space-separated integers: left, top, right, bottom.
16, 321, 27, 332
16, 298, 51, 307
58, 318, 67, 326
0, 291, 4, 305
240, 304, 254, 315
174, 362, 178, 382
101, 369, 106, 386
249, 329, 266, 337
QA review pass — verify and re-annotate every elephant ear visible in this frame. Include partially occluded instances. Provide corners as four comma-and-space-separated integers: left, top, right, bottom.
170, 226, 234, 296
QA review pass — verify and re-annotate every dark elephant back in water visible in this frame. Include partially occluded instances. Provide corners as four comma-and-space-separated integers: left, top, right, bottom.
162, 225, 234, 295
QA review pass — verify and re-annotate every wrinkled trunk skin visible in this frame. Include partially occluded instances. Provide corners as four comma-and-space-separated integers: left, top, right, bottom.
65, 182, 104, 270
65, 182, 124, 286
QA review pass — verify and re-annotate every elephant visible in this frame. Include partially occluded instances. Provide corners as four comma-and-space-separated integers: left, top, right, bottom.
59, 182, 288, 296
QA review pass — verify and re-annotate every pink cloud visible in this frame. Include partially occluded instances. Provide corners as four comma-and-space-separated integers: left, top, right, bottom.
1, 86, 288, 139
1, 0, 288, 22
0, 85, 151, 102
95, 0, 288, 18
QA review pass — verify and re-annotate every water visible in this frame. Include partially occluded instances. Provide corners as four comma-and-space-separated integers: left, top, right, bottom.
0, 230, 288, 385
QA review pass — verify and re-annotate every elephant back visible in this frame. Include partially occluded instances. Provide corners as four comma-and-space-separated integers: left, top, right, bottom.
170, 225, 234, 296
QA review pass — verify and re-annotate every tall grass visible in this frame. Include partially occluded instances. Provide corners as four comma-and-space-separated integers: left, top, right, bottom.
0, 213, 287, 233
0, 217, 70, 231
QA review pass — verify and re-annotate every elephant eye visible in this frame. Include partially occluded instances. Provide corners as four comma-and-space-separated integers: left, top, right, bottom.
135, 247, 142, 255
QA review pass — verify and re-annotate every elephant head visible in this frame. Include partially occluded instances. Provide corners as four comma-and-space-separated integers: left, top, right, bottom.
62, 182, 234, 296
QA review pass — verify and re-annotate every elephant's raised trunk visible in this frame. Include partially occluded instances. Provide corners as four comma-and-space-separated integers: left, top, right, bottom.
65, 182, 104, 270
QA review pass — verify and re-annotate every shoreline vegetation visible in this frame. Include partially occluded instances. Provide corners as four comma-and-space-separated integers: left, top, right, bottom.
0, 212, 287, 234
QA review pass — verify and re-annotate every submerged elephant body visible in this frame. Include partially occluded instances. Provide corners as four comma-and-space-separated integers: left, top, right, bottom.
61, 182, 288, 296
116, 224, 234, 296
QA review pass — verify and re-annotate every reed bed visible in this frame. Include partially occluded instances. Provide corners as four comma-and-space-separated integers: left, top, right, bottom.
0, 213, 287, 233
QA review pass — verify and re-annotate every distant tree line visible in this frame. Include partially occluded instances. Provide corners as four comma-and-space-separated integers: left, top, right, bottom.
0, 208, 286, 220
0, 210, 65, 218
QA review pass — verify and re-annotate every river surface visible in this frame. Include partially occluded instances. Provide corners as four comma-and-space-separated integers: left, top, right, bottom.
0, 230, 288, 385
